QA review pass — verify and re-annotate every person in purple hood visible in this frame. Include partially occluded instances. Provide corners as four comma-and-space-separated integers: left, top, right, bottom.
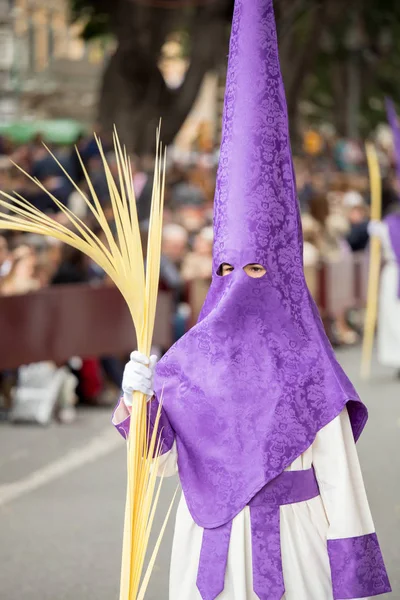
370, 100, 400, 377
113, 1, 391, 598
369, 205, 400, 376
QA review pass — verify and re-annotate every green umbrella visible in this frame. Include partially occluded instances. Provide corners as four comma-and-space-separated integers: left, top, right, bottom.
35, 119, 85, 144
0, 119, 86, 145
0, 122, 37, 143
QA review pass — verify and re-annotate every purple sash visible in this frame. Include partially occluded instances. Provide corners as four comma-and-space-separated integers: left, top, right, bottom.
196, 468, 320, 600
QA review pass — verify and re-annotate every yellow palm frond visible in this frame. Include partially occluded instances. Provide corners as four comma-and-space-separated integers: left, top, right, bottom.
0, 128, 173, 599
361, 143, 382, 379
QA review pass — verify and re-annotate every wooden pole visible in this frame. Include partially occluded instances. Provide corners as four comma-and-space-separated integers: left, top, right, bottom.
360, 143, 382, 379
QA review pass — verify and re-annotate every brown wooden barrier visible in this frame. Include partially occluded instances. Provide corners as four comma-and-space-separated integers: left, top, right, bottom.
0, 252, 370, 371
0, 284, 173, 370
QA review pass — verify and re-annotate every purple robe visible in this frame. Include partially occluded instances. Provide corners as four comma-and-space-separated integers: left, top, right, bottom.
115, 0, 391, 597
385, 212, 400, 297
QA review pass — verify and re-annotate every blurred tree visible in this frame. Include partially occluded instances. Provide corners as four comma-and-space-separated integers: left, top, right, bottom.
71, 0, 400, 150
274, 0, 326, 135
70, 0, 233, 153
304, 0, 400, 136
71, 0, 330, 151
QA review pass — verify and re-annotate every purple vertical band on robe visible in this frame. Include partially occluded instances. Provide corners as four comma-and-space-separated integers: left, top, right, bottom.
385, 213, 400, 297
328, 533, 392, 599
250, 503, 284, 600
197, 521, 233, 600
384, 98, 400, 298
196, 468, 320, 600
112, 396, 175, 454
385, 97, 400, 196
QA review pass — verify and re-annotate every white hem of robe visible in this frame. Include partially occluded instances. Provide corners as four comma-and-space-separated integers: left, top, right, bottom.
161, 408, 374, 600
376, 222, 400, 368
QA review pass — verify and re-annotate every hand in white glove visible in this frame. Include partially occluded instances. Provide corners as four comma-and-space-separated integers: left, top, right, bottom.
122, 351, 157, 408
367, 219, 384, 239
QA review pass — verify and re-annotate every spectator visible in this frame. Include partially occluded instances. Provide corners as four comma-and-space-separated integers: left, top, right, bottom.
302, 215, 321, 267
0, 234, 10, 277
301, 214, 321, 301
343, 191, 370, 252
181, 226, 213, 283
182, 226, 213, 323
295, 161, 314, 213
308, 175, 330, 227
69, 134, 87, 183
162, 223, 189, 269
322, 214, 351, 261
0, 245, 40, 296
51, 246, 91, 285
381, 180, 399, 218
14, 175, 69, 214
170, 166, 206, 208
176, 205, 206, 237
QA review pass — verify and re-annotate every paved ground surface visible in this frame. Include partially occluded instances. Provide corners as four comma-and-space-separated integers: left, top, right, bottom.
0, 346, 398, 600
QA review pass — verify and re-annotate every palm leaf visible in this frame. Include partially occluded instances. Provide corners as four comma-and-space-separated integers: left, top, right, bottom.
0, 128, 174, 599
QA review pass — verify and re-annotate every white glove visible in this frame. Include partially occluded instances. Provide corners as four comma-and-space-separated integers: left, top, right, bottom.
367, 219, 385, 239
122, 351, 157, 407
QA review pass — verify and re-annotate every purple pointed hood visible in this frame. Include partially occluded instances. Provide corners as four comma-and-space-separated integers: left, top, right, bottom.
212, 0, 302, 275
385, 97, 400, 191
155, 0, 367, 529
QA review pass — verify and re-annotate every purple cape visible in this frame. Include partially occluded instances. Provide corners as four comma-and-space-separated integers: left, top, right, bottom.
155, 0, 367, 529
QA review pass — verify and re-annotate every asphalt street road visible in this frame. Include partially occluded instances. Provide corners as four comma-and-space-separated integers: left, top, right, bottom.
0, 347, 398, 600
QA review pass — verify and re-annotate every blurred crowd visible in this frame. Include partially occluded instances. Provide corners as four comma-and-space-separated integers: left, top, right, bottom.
0, 124, 399, 425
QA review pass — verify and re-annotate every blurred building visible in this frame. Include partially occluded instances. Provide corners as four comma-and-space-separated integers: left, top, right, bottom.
0, 2, 224, 146
0, 0, 16, 122
6, 0, 108, 123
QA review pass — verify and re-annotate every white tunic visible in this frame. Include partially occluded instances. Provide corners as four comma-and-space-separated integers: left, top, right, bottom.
375, 222, 400, 368
157, 408, 374, 600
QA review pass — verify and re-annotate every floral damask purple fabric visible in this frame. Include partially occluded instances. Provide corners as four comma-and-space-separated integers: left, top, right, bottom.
196, 469, 320, 600
385, 98, 400, 298
197, 521, 233, 600
250, 502, 284, 600
112, 397, 175, 454
385, 98, 400, 193
147, 396, 175, 455
154, 0, 367, 530
328, 533, 391, 598
385, 212, 400, 297
112, 402, 130, 440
